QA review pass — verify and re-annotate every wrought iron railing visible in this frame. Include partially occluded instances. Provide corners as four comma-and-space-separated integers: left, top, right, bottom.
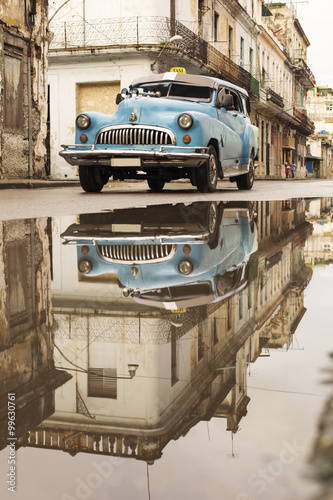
293, 107, 315, 133
293, 57, 316, 87
49, 16, 260, 98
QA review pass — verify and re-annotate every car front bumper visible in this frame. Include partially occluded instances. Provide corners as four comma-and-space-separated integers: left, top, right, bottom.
59, 144, 209, 168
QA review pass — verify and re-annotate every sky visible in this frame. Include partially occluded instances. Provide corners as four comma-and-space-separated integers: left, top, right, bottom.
293, 0, 333, 87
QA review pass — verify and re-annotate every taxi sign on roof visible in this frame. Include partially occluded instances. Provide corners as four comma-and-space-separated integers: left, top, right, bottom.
170, 67, 186, 73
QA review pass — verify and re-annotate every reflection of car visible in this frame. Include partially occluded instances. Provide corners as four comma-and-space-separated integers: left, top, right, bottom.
59, 72, 259, 193
61, 202, 258, 308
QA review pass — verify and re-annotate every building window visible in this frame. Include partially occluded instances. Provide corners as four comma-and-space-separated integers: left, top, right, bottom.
214, 12, 219, 42
227, 300, 232, 330
198, 0, 204, 23
228, 26, 233, 59
4, 43, 24, 132
249, 47, 254, 74
171, 329, 179, 386
240, 37, 245, 67
248, 284, 252, 309
212, 318, 219, 346
88, 368, 117, 399
239, 291, 243, 320
261, 121, 265, 162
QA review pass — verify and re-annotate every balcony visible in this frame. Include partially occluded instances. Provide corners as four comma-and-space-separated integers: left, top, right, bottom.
282, 135, 296, 149
293, 58, 316, 89
267, 87, 284, 109
294, 107, 315, 135
49, 16, 260, 99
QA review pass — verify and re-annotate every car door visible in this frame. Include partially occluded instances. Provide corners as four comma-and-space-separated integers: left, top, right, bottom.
216, 87, 245, 162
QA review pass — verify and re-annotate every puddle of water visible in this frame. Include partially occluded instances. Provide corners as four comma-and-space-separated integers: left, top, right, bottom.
0, 198, 332, 500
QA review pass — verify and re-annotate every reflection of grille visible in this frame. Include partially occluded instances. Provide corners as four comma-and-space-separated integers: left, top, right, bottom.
96, 126, 173, 146
97, 244, 175, 263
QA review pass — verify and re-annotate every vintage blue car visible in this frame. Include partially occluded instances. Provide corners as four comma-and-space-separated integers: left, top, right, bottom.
59, 72, 259, 193
61, 202, 258, 309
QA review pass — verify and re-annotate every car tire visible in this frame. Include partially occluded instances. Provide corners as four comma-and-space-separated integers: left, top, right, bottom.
207, 202, 220, 249
79, 166, 107, 193
236, 155, 255, 190
196, 145, 218, 193
147, 178, 165, 192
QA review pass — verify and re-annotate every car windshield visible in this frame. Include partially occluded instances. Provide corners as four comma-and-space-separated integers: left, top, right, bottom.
132, 82, 212, 102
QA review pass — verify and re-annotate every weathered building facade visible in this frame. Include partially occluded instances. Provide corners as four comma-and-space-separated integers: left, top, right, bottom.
48, 0, 315, 180
0, 0, 49, 180
306, 86, 333, 178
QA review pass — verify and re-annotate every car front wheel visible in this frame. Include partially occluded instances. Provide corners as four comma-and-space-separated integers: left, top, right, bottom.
79, 166, 108, 193
236, 155, 255, 190
196, 145, 218, 193
147, 178, 165, 192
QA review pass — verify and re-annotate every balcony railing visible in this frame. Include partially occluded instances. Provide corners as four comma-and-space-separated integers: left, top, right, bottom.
294, 107, 315, 134
266, 87, 284, 108
293, 58, 316, 87
49, 16, 259, 98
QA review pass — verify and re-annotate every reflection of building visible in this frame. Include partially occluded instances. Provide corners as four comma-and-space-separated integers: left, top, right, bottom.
0, 218, 71, 451
304, 198, 333, 266
254, 199, 313, 351
25, 199, 314, 461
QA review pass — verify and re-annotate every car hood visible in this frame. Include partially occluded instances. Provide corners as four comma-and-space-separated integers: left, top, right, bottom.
105, 96, 216, 127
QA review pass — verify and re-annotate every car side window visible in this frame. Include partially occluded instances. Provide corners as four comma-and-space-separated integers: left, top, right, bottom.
241, 96, 251, 116
228, 90, 243, 113
218, 88, 243, 112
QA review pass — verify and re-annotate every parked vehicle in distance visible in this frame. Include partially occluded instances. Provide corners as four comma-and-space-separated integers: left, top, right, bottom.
60, 201, 258, 309
60, 72, 259, 193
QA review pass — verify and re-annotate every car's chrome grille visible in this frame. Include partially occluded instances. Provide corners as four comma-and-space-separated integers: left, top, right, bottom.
96, 126, 174, 146
97, 244, 175, 263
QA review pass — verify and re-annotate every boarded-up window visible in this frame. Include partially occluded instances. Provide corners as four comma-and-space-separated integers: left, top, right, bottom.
76, 82, 120, 115
88, 368, 117, 399
4, 44, 24, 132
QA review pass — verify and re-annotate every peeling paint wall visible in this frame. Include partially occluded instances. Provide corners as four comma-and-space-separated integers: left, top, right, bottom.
0, 0, 49, 180
0, 217, 53, 393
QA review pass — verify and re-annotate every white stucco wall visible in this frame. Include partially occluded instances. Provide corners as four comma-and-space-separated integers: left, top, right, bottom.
48, 54, 153, 178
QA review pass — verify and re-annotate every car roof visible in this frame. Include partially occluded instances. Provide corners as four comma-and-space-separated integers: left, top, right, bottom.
130, 72, 249, 97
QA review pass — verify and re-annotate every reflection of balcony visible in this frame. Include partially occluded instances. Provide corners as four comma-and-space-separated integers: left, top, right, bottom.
49, 16, 259, 99
293, 58, 316, 88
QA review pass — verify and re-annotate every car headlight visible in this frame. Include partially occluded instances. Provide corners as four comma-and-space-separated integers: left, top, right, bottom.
178, 113, 193, 130
76, 114, 91, 129
78, 259, 93, 274
178, 260, 193, 275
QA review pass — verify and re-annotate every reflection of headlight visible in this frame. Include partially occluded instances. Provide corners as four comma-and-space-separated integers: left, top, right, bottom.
178, 260, 193, 275
76, 114, 91, 129
178, 113, 193, 129
78, 259, 93, 274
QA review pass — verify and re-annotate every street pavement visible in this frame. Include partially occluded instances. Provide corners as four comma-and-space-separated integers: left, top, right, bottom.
0, 178, 333, 221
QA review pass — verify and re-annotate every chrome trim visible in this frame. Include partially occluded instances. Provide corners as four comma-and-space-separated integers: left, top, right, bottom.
97, 243, 176, 263
95, 125, 176, 146
59, 145, 209, 167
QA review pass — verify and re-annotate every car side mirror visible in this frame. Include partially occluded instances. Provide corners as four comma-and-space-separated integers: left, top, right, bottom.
116, 93, 124, 105
216, 93, 234, 110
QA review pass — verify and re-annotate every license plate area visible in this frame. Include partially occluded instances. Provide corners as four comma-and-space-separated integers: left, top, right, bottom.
111, 158, 141, 167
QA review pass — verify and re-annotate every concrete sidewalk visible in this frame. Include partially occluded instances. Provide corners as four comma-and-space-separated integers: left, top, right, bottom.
0, 179, 80, 190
